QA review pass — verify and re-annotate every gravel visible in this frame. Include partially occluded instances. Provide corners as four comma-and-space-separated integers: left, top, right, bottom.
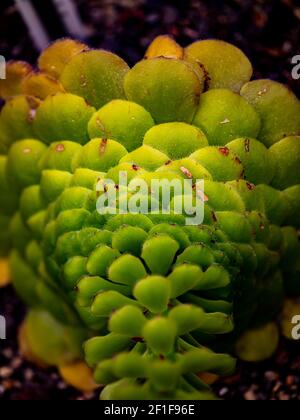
214, 340, 300, 401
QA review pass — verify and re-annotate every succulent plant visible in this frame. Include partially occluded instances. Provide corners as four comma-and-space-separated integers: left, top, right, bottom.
0, 36, 299, 400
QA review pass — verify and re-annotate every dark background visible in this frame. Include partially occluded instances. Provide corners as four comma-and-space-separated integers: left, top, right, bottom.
0, 0, 299, 97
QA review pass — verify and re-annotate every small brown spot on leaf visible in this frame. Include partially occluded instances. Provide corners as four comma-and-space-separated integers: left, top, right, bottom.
258, 88, 268, 96
55, 144, 65, 153
80, 74, 87, 87
132, 337, 144, 343
180, 166, 193, 179
219, 147, 230, 157
196, 60, 211, 91
96, 117, 110, 138
199, 192, 209, 203
246, 182, 255, 190
244, 138, 251, 153
220, 118, 231, 125
212, 212, 218, 222
132, 164, 140, 171
99, 139, 107, 155
195, 186, 209, 202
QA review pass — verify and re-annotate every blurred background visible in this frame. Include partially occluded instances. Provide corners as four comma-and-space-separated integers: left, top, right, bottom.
0, 0, 300, 401
0, 0, 299, 97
